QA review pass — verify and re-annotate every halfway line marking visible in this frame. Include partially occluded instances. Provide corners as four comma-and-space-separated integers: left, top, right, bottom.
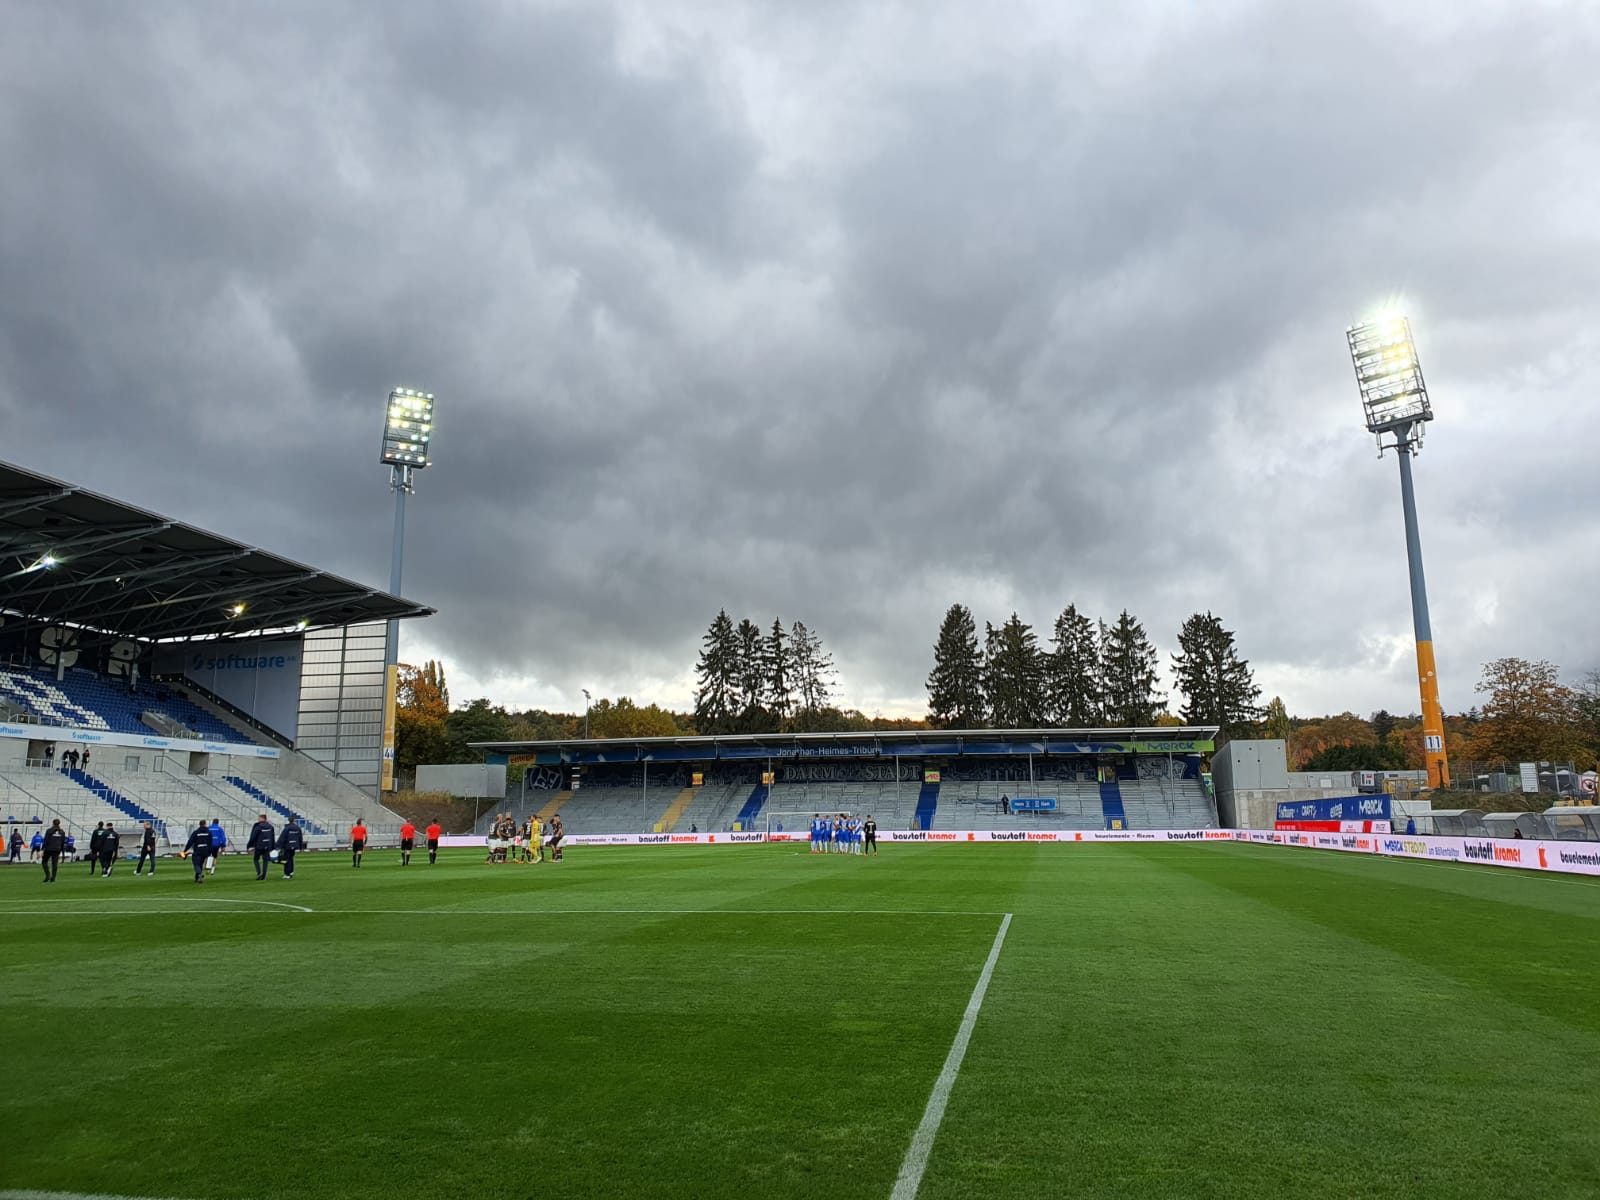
891, 911, 1013, 1200
302, 907, 1005, 916
0, 897, 311, 914
0, 1190, 196, 1200
0, 905, 1002, 918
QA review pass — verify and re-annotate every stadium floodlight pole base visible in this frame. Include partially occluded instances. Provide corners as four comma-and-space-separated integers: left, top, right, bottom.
1392, 429, 1450, 790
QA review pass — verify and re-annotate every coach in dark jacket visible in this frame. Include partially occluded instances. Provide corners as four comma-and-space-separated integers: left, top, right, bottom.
183, 820, 214, 884
276, 817, 304, 879
135, 822, 158, 875
41, 819, 66, 883
246, 814, 277, 881
99, 824, 120, 877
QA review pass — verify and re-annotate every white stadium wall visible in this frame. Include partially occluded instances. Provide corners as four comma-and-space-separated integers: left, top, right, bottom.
417, 763, 507, 798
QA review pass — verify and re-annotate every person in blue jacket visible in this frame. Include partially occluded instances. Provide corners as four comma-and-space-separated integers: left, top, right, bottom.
207, 818, 227, 874
183, 820, 214, 884
276, 816, 305, 879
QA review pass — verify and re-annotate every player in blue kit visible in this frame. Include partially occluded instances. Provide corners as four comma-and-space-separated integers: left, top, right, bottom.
810, 813, 823, 854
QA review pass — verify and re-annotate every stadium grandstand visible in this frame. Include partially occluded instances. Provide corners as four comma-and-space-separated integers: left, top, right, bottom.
472, 728, 1221, 835
0, 460, 432, 849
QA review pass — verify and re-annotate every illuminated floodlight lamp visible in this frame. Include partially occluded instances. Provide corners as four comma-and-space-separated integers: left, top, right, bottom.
1347, 315, 1432, 450
228, 602, 246, 617
23, 553, 59, 573
380, 388, 436, 468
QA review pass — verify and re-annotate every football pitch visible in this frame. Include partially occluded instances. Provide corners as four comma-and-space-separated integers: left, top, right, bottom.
2, 842, 1597, 1200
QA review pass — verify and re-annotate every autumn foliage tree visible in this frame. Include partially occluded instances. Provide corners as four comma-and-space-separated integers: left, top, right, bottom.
395, 659, 450, 775
1466, 657, 1589, 763
586, 697, 682, 739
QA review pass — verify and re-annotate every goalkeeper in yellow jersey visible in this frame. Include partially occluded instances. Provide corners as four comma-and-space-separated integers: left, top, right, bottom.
528, 815, 544, 863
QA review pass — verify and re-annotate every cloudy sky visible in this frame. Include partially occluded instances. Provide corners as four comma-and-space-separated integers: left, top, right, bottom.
3, 0, 1597, 721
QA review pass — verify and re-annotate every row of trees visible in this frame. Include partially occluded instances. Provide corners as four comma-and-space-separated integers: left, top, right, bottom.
394, 660, 688, 777
691, 611, 837, 734
925, 605, 1261, 735
395, 642, 1598, 782
1278, 659, 1600, 773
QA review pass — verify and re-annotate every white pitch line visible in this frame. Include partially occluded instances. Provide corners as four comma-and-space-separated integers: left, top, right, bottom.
0, 897, 312, 914
0, 1191, 196, 1200
0, 906, 1004, 918
299, 907, 1007, 917
891, 912, 1013, 1200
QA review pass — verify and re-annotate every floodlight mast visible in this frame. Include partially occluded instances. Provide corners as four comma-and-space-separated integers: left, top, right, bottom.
379, 387, 436, 793
1347, 317, 1450, 789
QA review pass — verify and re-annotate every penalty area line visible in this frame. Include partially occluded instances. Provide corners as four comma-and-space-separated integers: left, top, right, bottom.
891, 911, 1013, 1200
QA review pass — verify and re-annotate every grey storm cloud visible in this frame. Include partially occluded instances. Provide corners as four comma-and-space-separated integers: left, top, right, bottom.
2, 0, 1596, 718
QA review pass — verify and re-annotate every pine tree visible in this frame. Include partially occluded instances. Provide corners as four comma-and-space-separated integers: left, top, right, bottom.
1262, 696, 1291, 742
926, 604, 985, 728
1171, 611, 1261, 736
692, 610, 738, 734
1370, 709, 1396, 742
790, 621, 836, 729
1100, 610, 1164, 726
981, 613, 1045, 728
763, 618, 794, 730
1044, 604, 1101, 726
734, 618, 768, 731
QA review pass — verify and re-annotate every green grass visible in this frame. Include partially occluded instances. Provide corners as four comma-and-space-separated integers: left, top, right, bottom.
2, 843, 1597, 1199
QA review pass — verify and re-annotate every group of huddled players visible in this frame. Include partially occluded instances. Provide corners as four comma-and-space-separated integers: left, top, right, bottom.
809, 813, 877, 856
484, 811, 564, 864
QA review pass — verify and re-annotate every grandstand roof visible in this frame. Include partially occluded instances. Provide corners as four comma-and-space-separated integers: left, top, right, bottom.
476, 727, 1221, 764
0, 460, 434, 641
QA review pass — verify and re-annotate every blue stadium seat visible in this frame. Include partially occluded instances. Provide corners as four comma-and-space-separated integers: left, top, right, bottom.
0, 666, 257, 744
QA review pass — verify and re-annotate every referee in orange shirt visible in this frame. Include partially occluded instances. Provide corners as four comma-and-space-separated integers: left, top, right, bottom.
350, 820, 368, 868
399, 820, 416, 866
425, 821, 442, 865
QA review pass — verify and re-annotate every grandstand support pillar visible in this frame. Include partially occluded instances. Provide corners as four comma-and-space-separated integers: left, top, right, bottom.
1395, 434, 1450, 790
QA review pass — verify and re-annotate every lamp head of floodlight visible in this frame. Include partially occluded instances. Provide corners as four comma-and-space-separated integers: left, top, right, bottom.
1347, 315, 1432, 439
380, 388, 436, 468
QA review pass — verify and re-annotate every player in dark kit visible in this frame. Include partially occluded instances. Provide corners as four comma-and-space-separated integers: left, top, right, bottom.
183, 820, 214, 884
135, 822, 158, 875
88, 822, 105, 875
276, 817, 304, 878
41, 819, 66, 883
99, 824, 120, 876
246, 813, 277, 881
863, 815, 878, 856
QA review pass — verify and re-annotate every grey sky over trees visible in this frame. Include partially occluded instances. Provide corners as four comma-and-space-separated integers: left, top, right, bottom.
2, 1, 1596, 719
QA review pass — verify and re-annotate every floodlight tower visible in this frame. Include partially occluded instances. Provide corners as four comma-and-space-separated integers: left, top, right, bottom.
379, 387, 435, 792
1346, 316, 1450, 789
